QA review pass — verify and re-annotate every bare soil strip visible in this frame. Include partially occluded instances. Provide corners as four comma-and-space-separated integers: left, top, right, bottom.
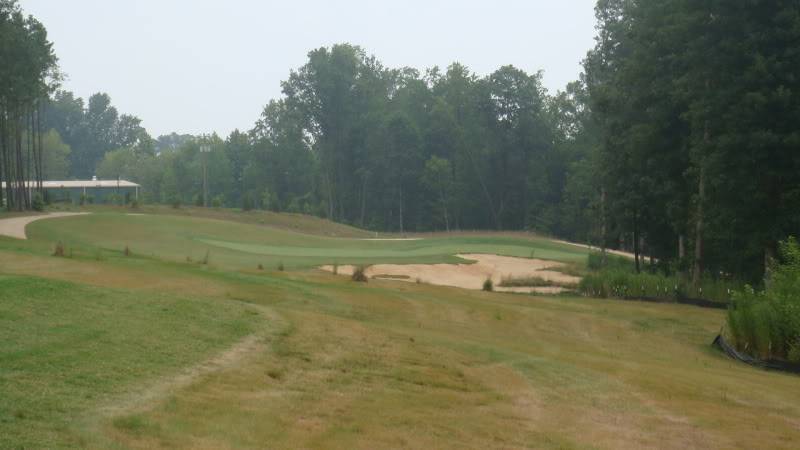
358, 238, 424, 241
0, 212, 88, 240
552, 239, 637, 259
321, 253, 581, 294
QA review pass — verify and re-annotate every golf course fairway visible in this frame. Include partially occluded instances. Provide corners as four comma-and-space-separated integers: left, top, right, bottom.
1, 208, 798, 449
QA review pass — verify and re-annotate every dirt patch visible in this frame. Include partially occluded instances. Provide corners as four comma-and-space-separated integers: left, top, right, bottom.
0, 212, 88, 240
320, 253, 581, 294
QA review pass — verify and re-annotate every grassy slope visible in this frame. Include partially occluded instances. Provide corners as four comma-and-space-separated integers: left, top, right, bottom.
49, 204, 372, 238
25, 211, 588, 270
0, 210, 799, 449
0, 275, 261, 449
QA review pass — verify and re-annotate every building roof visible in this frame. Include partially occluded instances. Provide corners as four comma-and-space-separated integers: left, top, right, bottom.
1, 180, 141, 188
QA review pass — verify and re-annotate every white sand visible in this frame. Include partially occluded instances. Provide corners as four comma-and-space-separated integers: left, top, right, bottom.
321, 253, 580, 294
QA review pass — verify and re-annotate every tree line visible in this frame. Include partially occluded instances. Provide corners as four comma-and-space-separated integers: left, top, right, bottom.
585, 0, 800, 283
5, 0, 799, 285
86, 44, 593, 241
0, 0, 57, 210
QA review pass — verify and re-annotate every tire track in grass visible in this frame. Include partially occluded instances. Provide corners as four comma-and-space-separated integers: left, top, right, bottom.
83, 303, 289, 441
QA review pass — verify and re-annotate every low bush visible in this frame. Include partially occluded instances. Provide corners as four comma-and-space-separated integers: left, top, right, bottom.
352, 266, 368, 282
242, 193, 255, 211
79, 193, 94, 205
277, 261, 284, 272
499, 276, 551, 288
578, 269, 738, 304
482, 278, 493, 292
52, 241, 65, 257
500, 275, 578, 289
32, 193, 44, 211
727, 237, 800, 362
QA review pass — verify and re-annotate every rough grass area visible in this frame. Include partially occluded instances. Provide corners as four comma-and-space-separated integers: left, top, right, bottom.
1, 211, 800, 448
0, 275, 260, 448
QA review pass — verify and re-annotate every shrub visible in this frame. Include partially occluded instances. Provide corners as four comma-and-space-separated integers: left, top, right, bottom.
211, 194, 224, 208
727, 237, 800, 362
201, 250, 210, 265
52, 241, 65, 257
352, 266, 368, 282
332, 262, 339, 275
242, 192, 255, 211
277, 261, 284, 272
500, 276, 550, 288
79, 193, 94, 205
107, 193, 123, 205
170, 196, 181, 209
578, 269, 738, 304
257, 263, 264, 271
32, 192, 44, 211
124, 245, 131, 257
483, 278, 493, 292
130, 198, 140, 209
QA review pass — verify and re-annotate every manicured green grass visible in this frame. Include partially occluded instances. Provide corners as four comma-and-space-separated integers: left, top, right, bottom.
25, 211, 589, 270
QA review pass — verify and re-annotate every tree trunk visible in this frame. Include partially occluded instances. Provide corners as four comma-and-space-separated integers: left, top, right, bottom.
600, 187, 607, 267
633, 218, 641, 274
440, 187, 450, 232
692, 165, 706, 289
398, 185, 404, 235
678, 234, 685, 260
0, 108, 5, 209
359, 174, 367, 228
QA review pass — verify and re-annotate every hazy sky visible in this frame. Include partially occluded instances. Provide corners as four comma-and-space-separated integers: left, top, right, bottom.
22, 1, 598, 138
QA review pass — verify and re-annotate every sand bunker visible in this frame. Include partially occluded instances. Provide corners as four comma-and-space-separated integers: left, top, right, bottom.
320, 253, 581, 294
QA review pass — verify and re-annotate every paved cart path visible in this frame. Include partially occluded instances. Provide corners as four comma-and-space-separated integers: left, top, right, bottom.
0, 212, 88, 240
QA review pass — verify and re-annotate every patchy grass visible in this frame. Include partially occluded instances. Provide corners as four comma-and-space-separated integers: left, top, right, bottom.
0, 275, 260, 449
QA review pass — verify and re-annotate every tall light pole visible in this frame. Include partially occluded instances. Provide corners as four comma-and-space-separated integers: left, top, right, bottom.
200, 142, 211, 207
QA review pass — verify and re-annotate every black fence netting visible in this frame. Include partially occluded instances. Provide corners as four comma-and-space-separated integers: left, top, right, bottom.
713, 334, 800, 375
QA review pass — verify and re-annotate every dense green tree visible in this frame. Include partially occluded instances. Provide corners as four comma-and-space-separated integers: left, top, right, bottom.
0, 0, 58, 210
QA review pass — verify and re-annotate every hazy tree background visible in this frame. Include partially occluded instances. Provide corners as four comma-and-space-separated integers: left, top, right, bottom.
4, 0, 800, 285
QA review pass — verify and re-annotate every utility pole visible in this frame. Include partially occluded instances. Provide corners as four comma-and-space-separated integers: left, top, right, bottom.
200, 142, 211, 207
